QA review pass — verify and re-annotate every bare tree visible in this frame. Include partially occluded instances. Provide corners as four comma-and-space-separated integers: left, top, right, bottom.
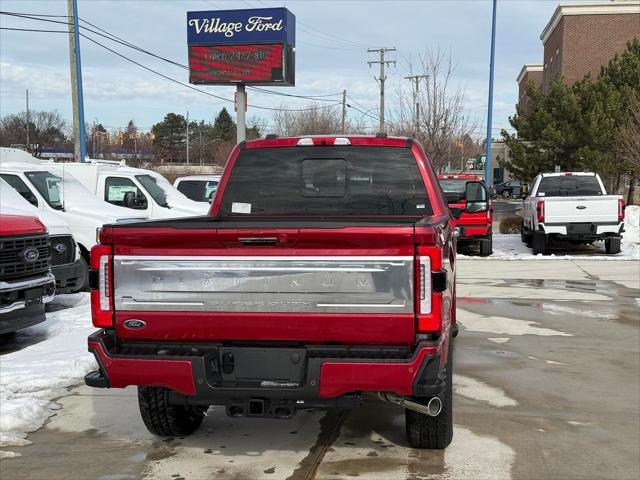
0, 110, 68, 157
617, 95, 640, 204
272, 103, 343, 136
391, 48, 480, 172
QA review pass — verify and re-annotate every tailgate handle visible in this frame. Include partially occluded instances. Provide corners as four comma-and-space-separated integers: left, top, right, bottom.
239, 237, 278, 245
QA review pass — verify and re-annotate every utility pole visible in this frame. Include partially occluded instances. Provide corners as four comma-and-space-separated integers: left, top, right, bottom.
236, 84, 246, 143
367, 47, 396, 133
484, 0, 498, 187
25, 89, 30, 152
341, 89, 347, 134
404, 74, 428, 135
67, 0, 87, 162
186, 110, 190, 165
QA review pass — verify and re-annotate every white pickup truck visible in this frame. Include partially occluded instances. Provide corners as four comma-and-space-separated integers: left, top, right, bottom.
521, 172, 625, 255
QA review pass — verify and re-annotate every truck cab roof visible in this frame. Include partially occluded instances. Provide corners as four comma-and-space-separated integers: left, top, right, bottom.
539, 172, 597, 177
242, 135, 414, 149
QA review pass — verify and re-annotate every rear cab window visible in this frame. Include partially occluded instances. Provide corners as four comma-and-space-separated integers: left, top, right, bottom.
538, 176, 603, 197
219, 146, 431, 216
438, 179, 467, 194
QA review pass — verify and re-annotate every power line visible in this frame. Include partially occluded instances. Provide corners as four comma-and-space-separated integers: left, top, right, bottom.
250, 0, 370, 48
4, 10, 355, 103
79, 32, 342, 112
1, 11, 357, 109
0, 26, 69, 33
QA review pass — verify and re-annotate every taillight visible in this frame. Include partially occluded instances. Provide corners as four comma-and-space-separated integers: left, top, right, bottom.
90, 244, 113, 328
618, 199, 625, 222
98, 255, 110, 311
536, 200, 545, 223
416, 246, 443, 333
419, 256, 432, 314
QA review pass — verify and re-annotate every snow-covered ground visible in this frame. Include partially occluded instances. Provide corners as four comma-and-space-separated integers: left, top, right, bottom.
0, 294, 94, 456
461, 205, 640, 261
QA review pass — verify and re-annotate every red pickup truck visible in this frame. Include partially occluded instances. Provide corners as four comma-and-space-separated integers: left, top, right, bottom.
85, 135, 457, 449
1, 214, 56, 334
438, 175, 493, 256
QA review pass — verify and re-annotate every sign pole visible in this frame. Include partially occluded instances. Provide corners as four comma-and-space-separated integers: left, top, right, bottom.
484, 0, 498, 187
236, 83, 246, 143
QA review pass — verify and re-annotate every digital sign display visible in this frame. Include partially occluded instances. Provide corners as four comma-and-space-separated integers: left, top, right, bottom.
188, 43, 294, 85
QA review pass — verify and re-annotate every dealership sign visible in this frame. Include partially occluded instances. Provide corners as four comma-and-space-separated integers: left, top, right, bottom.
187, 8, 295, 86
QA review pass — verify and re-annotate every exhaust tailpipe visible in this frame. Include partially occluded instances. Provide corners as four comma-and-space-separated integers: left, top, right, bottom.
378, 392, 442, 417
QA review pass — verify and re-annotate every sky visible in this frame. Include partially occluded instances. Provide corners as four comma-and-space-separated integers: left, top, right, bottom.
0, 0, 602, 138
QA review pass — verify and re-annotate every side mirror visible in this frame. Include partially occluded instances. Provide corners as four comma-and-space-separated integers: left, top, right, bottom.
450, 207, 462, 219
123, 191, 136, 208
465, 181, 488, 213
123, 191, 147, 209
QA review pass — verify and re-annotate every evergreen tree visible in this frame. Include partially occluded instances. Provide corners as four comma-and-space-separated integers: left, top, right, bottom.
501, 77, 581, 180
151, 113, 187, 161
501, 38, 640, 185
212, 108, 235, 141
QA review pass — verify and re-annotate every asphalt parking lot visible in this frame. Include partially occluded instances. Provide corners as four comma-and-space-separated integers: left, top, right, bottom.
1, 257, 638, 480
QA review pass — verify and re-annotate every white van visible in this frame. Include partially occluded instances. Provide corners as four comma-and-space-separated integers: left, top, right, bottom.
49, 162, 208, 218
0, 162, 146, 264
0, 178, 86, 293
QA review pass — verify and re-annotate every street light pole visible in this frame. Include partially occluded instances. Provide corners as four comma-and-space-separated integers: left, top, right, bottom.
484, 0, 498, 187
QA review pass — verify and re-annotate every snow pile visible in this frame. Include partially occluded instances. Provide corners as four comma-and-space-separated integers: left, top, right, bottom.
0, 294, 95, 454
622, 205, 640, 257
460, 206, 639, 261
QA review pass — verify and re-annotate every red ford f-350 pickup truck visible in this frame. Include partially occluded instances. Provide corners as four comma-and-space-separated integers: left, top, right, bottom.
1, 214, 56, 334
85, 135, 458, 449
438, 175, 493, 256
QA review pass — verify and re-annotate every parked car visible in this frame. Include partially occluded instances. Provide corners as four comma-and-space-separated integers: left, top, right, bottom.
85, 135, 457, 449
0, 213, 56, 335
492, 179, 527, 198
0, 179, 86, 294
438, 175, 493, 256
521, 172, 625, 254
49, 162, 208, 218
0, 162, 146, 278
174, 175, 221, 203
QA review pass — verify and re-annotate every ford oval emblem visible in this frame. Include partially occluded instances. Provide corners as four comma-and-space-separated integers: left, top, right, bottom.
576, 205, 587, 210
123, 319, 146, 330
22, 247, 40, 263
54, 243, 67, 254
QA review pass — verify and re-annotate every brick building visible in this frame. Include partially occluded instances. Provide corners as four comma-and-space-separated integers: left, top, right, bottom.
518, 0, 639, 97
516, 64, 543, 109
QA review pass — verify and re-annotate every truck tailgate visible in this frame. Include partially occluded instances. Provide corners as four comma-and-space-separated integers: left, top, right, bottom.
109, 221, 424, 345
544, 196, 619, 224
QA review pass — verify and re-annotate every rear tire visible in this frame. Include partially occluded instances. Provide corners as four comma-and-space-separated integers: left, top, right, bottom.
479, 234, 492, 257
605, 236, 621, 254
138, 386, 206, 437
532, 231, 547, 255
405, 341, 453, 449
